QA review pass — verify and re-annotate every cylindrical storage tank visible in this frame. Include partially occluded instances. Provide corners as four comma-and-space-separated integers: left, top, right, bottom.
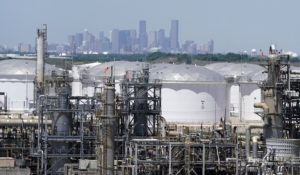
240, 68, 266, 121
239, 84, 262, 120
150, 64, 227, 123
0, 59, 62, 111
205, 63, 266, 121
71, 66, 82, 96
87, 61, 147, 95
71, 62, 101, 97
72, 81, 82, 96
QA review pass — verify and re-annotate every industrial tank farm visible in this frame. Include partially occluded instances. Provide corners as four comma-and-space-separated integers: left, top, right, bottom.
2, 25, 300, 175
73, 62, 228, 123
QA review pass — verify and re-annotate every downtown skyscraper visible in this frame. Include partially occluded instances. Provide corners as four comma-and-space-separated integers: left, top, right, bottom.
139, 20, 148, 51
111, 29, 119, 53
170, 20, 179, 51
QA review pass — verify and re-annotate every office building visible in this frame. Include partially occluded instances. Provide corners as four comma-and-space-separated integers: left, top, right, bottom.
148, 31, 157, 48
139, 20, 148, 51
170, 20, 179, 51
111, 29, 119, 53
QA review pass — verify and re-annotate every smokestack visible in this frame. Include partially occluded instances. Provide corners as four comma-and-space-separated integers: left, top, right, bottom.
36, 24, 47, 87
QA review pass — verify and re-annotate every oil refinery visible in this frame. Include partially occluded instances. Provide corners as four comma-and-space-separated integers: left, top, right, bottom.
1, 25, 300, 175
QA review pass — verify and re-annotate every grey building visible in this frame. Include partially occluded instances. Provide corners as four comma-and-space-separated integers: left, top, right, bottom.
119, 30, 131, 53
99, 32, 111, 53
148, 31, 157, 48
170, 20, 179, 51
199, 40, 214, 54
75, 33, 83, 48
157, 29, 170, 52
111, 29, 119, 53
139, 20, 148, 51
182, 40, 197, 54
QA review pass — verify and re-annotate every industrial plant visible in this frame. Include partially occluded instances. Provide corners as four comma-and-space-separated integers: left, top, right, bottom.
1, 25, 300, 175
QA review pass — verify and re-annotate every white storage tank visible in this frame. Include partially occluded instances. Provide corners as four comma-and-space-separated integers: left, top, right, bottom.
0, 59, 62, 111
77, 61, 228, 123
205, 63, 266, 121
71, 62, 101, 97
86, 61, 147, 95
150, 64, 227, 123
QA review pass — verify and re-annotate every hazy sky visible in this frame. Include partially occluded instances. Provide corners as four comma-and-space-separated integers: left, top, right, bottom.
1, 0, 300, 53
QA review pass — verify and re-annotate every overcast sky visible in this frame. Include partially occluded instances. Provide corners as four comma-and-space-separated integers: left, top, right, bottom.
1, 0, 300, 53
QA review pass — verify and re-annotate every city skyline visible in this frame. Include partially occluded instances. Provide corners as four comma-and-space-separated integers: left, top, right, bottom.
64, 20, 213, 54
1, 20, 215, 55
1, 0, 300, 53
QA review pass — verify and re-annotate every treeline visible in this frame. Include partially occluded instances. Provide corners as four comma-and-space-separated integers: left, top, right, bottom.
146, 52, 260, 64
1, 52, 300, 70
145, 52, 300, 64
49, 52, 265, 67
73, 53, 147, 62
45, 54, 147, 70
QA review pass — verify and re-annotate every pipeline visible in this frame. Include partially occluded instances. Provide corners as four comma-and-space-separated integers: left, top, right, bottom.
0, 118, 51, 126
254, 103, 269, 113
252, 136, 258, 158
246, 125, 263, 159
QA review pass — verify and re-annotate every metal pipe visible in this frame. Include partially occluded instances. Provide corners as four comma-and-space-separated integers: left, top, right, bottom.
245, 164, 249, 175
202, 143, 205, 175
0, 115, 40, 119
160, 116, 166, 137
288, 55, 291, 92
254, 103, 269, 113
135, 143, 138, 175
235, 135, 239, 175
4, 94, 7, 112
0, 118, 51, 126
131, 139, 158, 142
239, 84, 242, 121
252, 136, 258, 158
168, 144, 172, 175
246, 125, 263, 159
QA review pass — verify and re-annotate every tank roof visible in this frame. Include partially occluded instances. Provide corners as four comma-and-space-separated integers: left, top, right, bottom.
0, 59, 62, 76
205, 62, 265, 82
88, 61, 147, 77
150, 63, 225, 82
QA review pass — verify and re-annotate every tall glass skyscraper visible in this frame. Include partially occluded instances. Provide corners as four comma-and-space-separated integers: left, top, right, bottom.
111, 29, 119, 53
170, 20, 179, 51
139, 20, 148, 51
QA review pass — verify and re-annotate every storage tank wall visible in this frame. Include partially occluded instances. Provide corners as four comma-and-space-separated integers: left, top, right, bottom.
161, 83, 227, 123
241, 84, 262, 121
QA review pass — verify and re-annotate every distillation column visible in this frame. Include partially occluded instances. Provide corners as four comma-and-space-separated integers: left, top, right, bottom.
35, 24, 47, 109
35, 24, 47, 174
100, 71, 116, 175
261, 45, 283, 139
36, 24, 46, 87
